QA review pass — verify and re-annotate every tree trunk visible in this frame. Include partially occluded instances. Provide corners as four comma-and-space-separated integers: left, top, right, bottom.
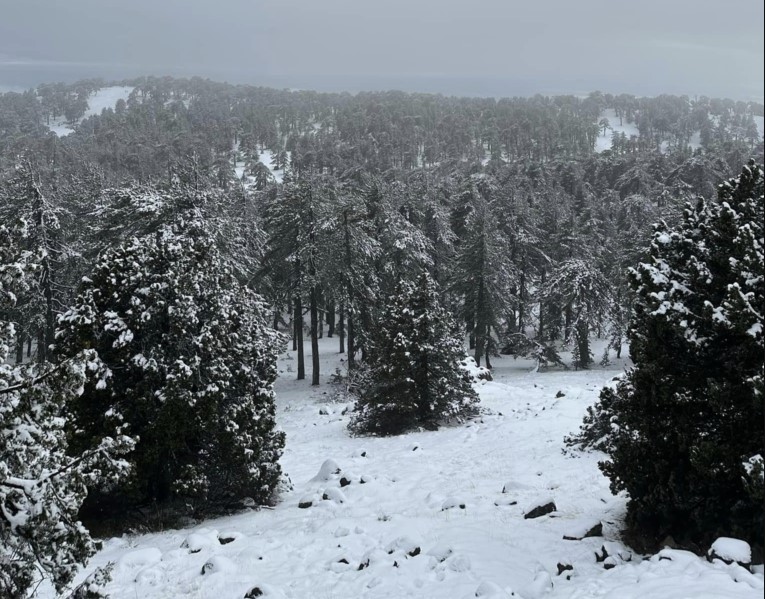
347, 315, 355, 371
291, 310, 297, 351
538, 269, 546, 342
310, 286, 320, 385
564, 305, 572, 343
338, 304, 345, 353
295, 297, 305, 380
327, 301, 335, 337
518, 269, 526, 334
273, 306, 280, 332
15, 336, 23, 364
474, 324, 484, 368
467, 316, 475, 350
26, 336, 32, 358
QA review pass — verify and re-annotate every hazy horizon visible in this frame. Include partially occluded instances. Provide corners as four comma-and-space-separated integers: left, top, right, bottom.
1, 0, 763, 102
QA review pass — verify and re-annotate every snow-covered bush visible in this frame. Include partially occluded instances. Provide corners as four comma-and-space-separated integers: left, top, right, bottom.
56, 212, 285, 519
0, 226, 132, 598
575, 161, 764, 551
351, 272, 479, 435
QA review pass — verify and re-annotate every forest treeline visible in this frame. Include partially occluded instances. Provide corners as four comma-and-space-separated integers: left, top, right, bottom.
0, 76, 762, 379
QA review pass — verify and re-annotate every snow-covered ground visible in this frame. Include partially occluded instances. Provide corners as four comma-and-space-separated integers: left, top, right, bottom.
595, 109, 640, 153
46, 338, 762, 598
46, 86, 133, 136
234, 147, 290, 185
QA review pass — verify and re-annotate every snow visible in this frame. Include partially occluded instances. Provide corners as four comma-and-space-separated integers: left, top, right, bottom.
709, 538, 752, 565
46, 86, 133, 137
595, 109, 640, 153
233, 146, 291, 186
44, 337, 762, 598
754, 116, 764, 141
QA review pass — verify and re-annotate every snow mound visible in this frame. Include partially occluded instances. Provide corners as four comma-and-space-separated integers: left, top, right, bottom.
115, 547, 162, 572
200, 555, 236, 575
310, 458, 342, 482
709, 537, 752, 565
474, 580, 509, 597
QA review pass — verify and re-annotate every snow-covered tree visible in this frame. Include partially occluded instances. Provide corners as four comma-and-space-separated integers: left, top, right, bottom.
57, 213, 285, 516
451, 179, 516, 368
540, 258, 612, 369
0, 226, 132, 598
351, 272, 479, 435
575, 161, 764, 551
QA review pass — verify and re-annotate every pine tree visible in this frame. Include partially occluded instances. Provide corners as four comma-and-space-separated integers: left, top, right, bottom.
351, 272, 479, 435
56, 212, 285, 518
451, 180, 515, 368
575, 161, 764, 551
0, 226, 132, 598
541, 259, 612, 369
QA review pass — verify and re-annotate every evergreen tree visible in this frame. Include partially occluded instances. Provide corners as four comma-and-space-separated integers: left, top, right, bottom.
541, 258, 612, 369
451, 180, 515, 368
57, 212, 285, 518
0, 226, 131, 598
351, 272, 479, 435
574, 161, 764, 551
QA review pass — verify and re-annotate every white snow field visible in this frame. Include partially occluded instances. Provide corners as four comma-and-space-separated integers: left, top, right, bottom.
47, 86, 133, 136
594, 109, 640, 153
49, 338, 761, 599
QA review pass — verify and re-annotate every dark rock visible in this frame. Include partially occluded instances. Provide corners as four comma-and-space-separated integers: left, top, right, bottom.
338, 558, 349, 565
298, 500, 312, 509
555, 390, 565, 398
218, 536, 236, 545
556, 563, 573, 576
319, 407, 329, 415
584, 522, 603, 538
595, 545, 608, 562
524, 501, 556, 519
339, 477, 351, 487
393, 561, 399, 568
408, 547, 421, 558
564, 522, 603, 541
244, 587, 263, 598
357, 559, 369, 571
360, 451, 367, 457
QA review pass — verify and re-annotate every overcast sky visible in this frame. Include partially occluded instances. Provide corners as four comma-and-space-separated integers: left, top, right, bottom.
0, 0, 762, 100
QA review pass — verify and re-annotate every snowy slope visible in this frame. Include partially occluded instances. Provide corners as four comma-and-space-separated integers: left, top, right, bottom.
46, 86, 133, 136
45, 339, 762, 599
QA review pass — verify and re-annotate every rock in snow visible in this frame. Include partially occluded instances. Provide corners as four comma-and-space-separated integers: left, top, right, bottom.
708, 537, 752, 568
523, 499, 557, 519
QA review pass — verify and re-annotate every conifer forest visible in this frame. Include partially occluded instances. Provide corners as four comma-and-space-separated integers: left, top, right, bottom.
0, 31, 763, 599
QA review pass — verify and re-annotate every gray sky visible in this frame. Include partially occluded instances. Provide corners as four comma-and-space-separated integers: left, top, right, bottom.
0, 0, 762, 100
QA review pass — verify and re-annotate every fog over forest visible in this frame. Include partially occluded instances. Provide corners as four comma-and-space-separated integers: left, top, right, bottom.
1, 0, 763, 100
